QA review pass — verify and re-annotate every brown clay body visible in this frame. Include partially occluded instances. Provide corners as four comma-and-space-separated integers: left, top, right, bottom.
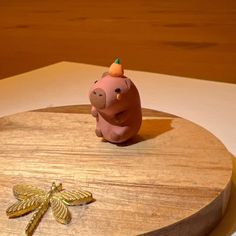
89, 74, 142, 143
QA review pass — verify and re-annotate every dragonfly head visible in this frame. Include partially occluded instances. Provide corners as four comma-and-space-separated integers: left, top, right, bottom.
51, 182, 63, 192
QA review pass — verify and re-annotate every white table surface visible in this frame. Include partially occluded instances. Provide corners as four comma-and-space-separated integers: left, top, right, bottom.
0, 62, 236, 235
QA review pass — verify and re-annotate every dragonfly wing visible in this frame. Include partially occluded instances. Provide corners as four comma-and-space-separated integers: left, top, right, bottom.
6, 196, 44, 218
50, 197, 71, 224
55, 189, 94, 206
13, 184, 46, 201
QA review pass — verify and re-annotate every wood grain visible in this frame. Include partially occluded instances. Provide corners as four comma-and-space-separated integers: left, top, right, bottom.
0, 1, 236, 83
0, 105, 232, 236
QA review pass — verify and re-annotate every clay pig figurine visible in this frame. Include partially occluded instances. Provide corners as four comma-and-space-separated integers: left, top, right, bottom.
89, 59, 142, 143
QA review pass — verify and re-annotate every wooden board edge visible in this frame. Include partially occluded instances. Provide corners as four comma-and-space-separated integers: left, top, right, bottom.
142, 180, 232, 236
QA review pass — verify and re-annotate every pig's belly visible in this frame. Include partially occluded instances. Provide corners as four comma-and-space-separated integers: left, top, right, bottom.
97, 114, 140, 143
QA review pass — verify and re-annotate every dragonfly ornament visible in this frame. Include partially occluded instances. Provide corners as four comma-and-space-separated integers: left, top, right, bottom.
6, 182, 94, 236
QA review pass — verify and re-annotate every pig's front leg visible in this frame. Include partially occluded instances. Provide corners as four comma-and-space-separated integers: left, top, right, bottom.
91, 106, 98, 117
91, 106, 103, 138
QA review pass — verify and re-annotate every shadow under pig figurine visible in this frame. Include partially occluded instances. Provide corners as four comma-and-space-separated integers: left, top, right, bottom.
89, 59, 142, 143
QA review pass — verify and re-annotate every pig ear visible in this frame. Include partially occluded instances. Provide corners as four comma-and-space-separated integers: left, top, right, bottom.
125, 78, 132, 89
102, 72, 109, 78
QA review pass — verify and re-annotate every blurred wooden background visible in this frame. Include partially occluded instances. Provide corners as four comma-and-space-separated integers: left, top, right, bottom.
0, 0, 236, 83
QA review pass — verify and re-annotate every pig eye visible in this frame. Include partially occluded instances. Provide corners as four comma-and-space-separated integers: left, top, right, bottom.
115, 88, 121, 93
94, 80, 98, 83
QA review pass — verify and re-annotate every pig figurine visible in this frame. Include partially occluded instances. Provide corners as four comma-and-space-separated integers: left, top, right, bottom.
89, 59, 142, 143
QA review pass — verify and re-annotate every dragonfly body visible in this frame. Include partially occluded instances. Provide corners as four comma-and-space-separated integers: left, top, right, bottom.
25, 197, 50, 236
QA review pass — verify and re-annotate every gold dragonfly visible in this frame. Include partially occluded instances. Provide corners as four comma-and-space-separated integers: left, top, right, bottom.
6, 182, 94, 236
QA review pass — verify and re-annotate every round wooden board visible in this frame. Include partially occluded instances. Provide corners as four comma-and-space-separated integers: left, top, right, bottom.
0, 105, 232, 236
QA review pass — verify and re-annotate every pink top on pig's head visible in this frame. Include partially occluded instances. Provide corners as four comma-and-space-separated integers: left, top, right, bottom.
89, 59, 142, 143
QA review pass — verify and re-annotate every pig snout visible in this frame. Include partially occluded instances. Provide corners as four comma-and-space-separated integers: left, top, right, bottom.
89, 88, 106, 109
